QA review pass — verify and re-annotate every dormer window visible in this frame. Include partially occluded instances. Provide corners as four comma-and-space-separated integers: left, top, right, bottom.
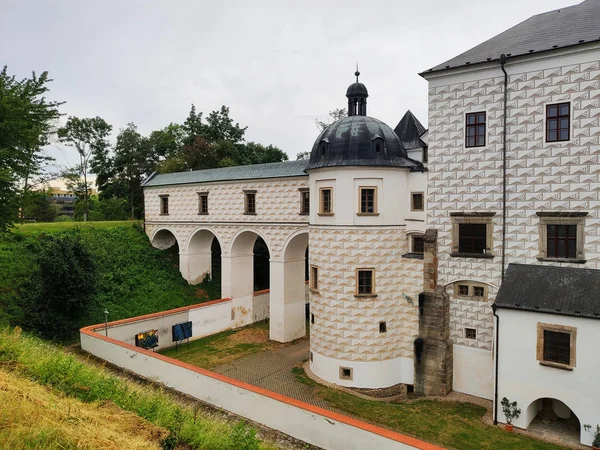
372, 137, 384, 153
319, 139, 329, 156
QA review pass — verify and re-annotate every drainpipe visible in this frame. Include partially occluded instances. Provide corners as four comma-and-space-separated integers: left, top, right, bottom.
494, 53, 509, 425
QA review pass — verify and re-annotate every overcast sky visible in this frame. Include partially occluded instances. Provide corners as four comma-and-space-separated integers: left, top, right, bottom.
1, 0, 576, 168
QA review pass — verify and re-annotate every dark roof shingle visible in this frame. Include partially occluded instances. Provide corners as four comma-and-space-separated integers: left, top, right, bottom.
494, 263, 600, 320
422, 0, 600, 75
142, 160, 308, 187
394, 110, 427, 150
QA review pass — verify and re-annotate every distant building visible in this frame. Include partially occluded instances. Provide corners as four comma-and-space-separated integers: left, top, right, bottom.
48, 187, 77, 217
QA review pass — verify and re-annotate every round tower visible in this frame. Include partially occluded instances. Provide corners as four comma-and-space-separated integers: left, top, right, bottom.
307, 71, 426, 388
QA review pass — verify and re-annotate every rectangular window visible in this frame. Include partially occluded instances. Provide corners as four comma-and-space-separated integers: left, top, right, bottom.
546, 224, 577, 259
473, 286, 485, 298
411, 192, 424, 211
537, 213, 586, 262
458, 223, 487, 254
379, 321, 387, 333
310, 265, 319, 291
465, 112, 486, 147
546, 102, 570, 142
244, 191, 256, 215
537, 323, 576, 369
319, 188, 333, 214
465, 328, 477, 340
412, 235, 424, 254
299, 188, 310, 215
311, 313, 315, 325
459, 285, 469, 296
356, 269, 375, 296
339, 367, 353, 380
359, 187, 377, 214
198, 192, 208, 215
159, 195, 169, 215
454, 282, 487, 301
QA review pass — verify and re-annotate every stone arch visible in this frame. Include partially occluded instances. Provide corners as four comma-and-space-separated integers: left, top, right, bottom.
524, 397, 582, 444
180, 228, 223, 285
150, 228, 179, 250
283, 229, 309, 261
229, 228, 271, 257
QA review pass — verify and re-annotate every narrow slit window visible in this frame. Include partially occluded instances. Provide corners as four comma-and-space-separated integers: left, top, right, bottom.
160, 196, 169, 215
300, 189, 310, 215
310, 266, 318, 291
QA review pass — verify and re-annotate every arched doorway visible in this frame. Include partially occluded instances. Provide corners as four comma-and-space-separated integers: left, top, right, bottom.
526, 398, 581, 448
269, 231, 309, 343
224, 230, 271, 327
183, 229, 222, 286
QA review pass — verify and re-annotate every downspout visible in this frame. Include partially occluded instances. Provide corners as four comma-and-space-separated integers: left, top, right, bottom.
494, 53, 509, 425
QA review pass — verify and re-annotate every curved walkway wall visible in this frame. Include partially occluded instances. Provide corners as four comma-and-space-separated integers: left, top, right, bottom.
80, 298, 443, 450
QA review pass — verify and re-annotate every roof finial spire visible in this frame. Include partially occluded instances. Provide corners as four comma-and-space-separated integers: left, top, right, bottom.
355, 62, 360, 82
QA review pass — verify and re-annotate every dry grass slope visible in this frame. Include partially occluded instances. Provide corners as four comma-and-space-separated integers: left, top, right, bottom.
0, 369, 167, 450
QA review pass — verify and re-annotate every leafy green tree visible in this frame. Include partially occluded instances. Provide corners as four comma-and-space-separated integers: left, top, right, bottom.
57, 117, 112, 221
204, 105, 247, 143
21, 189, 58, 222
97, 197, 128, 221
295, 151, 310, 160
0, 66, 63, 230
27, 233, 96, 340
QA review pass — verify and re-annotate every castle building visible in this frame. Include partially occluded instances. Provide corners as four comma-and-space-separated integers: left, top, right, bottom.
142, 0, 600, 446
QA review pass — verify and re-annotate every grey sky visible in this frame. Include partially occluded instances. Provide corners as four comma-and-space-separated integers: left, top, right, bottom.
1, 0, 575, 168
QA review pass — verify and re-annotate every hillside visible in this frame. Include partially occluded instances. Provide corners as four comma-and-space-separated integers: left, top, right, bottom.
0, 221, 220, 340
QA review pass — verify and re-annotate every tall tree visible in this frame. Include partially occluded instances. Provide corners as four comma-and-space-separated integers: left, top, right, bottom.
0, 66, 62, 230
57, 117, 112, 221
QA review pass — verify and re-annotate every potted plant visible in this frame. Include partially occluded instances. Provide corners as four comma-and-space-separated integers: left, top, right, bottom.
501, 397, 521, 432
584, 424, 600, 449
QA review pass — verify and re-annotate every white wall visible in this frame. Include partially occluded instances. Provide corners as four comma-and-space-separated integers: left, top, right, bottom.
80, 326, 439, 450
497, 309, 600, 446
452, 345, 493, 400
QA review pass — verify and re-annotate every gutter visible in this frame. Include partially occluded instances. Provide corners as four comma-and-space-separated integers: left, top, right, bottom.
493, 53, 509, 426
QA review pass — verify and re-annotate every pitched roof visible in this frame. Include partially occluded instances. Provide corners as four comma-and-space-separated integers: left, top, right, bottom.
141, 159, 309, 187
394, 110, 427, 150
494, 263, 600, 320
422, 0, 600, 75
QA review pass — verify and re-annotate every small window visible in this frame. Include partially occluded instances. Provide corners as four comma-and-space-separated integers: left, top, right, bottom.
159, 195, 169, 215
339, 367, 353, 380
372, 138, 384, 153
310, 265, 319, 291
459, 285, 469, 296
537, 213, 586, 262
473, 286, 485, 298
244, 191, 256, 215
311, 313, 315, 325
310, 352, 313, 362
319, 140, 329, 155
356, 269, 375, 296
319, 188, 333, 215
537, 323, 576, 369
379, 321, 387, 333
299, 188, 310, 215
198, 192, 208, 215
454, 282, 487, 301
546, 102, 570, 142
465, 328, 477, 340
465, 112, 486, 147
358, 187, 377, 214
451, 212, 494, 258
411, 192, 424, 211
412, 235, 424, 254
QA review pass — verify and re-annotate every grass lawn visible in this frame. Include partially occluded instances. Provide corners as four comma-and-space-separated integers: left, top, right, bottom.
161, 321, 282, 370
13, 220, 142, 235
292, 368, 568, 450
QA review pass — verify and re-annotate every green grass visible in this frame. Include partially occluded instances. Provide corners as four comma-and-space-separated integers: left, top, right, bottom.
0, 326, 274, 450
292, 367, 568, 450
0, 221, 221, 338
161, 321, 273, 370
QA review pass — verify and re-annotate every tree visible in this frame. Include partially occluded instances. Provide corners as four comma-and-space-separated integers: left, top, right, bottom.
296, 151, 310, 160
57, 117, 112, 221
21, 189, 58, 222
315, 107, 346, 132
0, 66, 63, 230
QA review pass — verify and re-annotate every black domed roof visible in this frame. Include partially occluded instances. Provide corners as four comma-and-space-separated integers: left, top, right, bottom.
305, 115, 423, 171
346, 82, 368, 97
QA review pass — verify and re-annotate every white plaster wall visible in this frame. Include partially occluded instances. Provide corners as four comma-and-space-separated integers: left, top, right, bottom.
452, 344, 493, 400
311, 351, 414, 388
189, 301, 233, 338
497, 309, 600, 446
80, 332, 427, 450
252, 292, 270, 322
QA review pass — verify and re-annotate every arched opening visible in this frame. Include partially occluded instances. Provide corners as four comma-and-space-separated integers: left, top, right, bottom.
183, 229, 222, 295
151, 229, 180, 270
253, 236, 270, 291
526, 398, 581, 447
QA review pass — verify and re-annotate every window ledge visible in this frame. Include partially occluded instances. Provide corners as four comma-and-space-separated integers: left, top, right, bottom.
402, 252, 424, 260
537, 257, 586, 264
159, 214, 169, 216
356, 212, 380, 216
450, 252, 494, 259
243, 212, 257, 216
198, 213, 209, 216
354, 294, 377, 299
317, 212, 334, 216
539, 361, 573, 371
536, 211, 588, 218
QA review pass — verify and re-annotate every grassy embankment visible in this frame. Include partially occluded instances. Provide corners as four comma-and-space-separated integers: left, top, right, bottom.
0, 326, 273, 450
0, 221, 220, 338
